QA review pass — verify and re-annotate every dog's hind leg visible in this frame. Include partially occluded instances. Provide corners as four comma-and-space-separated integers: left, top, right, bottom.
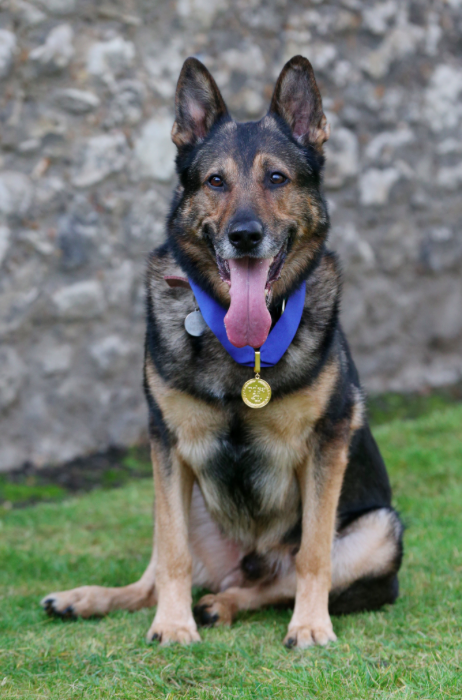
42, 547, 159, 620
42, 577, 157, 620
194, 507, 403, 628
329, 506, 403, 614
194, 571, 297, 627
42, 440, 163, 621
41, 483, 239, 622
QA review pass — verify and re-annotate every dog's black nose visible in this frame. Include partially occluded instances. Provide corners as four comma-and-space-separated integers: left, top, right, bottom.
228, 220, 263, 252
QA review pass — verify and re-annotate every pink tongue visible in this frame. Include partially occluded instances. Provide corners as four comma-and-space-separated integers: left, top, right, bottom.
224, 257, 272, 348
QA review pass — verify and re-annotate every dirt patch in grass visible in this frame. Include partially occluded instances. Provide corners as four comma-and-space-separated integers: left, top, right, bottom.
367, 381, 462, 426
0, 445, 151, 510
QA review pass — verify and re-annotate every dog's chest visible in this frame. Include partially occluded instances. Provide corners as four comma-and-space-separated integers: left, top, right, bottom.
196, 418, 302, 543
165, 390, 328, 547
147, 350, 337, 546
182, 417, 302, 547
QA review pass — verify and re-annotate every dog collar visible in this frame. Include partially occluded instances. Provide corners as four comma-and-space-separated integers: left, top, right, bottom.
164, 274, 306, 407
188, 278, 306, 368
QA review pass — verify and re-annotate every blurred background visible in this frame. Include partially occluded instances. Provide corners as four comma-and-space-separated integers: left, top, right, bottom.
0, 0, 461, 474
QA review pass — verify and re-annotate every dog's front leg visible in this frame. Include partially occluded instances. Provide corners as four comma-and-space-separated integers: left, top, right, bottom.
284, 429, 349, 649
146, 445, 200, 645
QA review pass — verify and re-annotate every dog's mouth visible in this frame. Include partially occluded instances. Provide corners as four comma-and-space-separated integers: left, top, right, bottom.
216, 244, 287, 349
216, 245, 286, 292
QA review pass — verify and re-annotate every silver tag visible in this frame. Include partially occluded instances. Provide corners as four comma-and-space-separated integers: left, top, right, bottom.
185, 310, 207, 336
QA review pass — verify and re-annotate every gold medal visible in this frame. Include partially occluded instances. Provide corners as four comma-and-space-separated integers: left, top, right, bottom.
241, 351, 271, 408
242, 376, 271, 408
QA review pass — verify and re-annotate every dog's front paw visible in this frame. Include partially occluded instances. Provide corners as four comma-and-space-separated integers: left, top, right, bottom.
284, 620, 337, 649
41, 586, 110, 619
193, 593, 233, 627
147, 621, 201, 646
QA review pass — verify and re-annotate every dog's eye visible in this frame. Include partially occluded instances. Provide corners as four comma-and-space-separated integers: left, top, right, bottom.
208, 175, 224, 188
269, 172, 288, 185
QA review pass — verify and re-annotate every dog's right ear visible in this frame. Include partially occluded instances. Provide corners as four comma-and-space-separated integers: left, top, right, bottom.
171, 57, 229, 148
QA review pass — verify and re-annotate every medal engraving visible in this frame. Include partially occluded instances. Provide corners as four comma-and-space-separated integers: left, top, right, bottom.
185, 310, 207, 336
241, 377, 271, 409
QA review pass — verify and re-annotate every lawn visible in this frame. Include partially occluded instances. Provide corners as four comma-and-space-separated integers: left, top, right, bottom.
1, 404, 461, 699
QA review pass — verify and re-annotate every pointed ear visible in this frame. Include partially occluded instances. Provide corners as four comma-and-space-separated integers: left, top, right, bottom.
171, 57, 229, 148
269, 55, 330, 148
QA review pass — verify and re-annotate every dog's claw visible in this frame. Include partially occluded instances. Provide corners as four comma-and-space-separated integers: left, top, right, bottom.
42, 596, 77, 620
193, 603, 219, 627
146, 624, 200, 645
62, 605, 76, 619
193, 594, 233, 626
283, 622, 337, 649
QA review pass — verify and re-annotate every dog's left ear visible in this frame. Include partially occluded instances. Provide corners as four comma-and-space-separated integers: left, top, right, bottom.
171, 57, 229, 148
269, 55, 330, 148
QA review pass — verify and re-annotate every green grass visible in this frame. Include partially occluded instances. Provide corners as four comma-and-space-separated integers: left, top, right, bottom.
1, 404, 461, 699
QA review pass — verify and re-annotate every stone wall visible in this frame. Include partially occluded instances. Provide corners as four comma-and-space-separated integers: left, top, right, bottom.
1, 0, 461, 471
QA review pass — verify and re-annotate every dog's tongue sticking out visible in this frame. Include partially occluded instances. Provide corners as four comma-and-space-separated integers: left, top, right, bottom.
224, 258, 272, 348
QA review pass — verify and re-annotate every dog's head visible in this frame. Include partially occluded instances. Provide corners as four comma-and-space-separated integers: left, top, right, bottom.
168, 55, 330, 349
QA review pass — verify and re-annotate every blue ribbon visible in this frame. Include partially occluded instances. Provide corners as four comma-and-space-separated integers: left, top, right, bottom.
188, 279, 306, 367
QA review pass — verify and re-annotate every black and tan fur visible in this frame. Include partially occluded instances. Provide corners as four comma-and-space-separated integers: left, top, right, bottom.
42, 56, 403, 648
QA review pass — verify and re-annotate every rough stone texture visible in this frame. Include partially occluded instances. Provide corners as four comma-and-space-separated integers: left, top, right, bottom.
71, 132, 128, 187
0, 28, 16, 78
53, 88, 101, 114
133, 115, 176, 182
28, 23, 74, 72
0, 0, 461, 471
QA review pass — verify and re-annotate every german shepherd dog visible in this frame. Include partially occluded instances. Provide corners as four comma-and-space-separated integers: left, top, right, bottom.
42, 56, 403, 648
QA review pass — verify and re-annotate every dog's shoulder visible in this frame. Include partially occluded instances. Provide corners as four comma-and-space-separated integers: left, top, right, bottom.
303, 248, 342, 321
147, 243, 183, 291
146, 244, 193, 320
